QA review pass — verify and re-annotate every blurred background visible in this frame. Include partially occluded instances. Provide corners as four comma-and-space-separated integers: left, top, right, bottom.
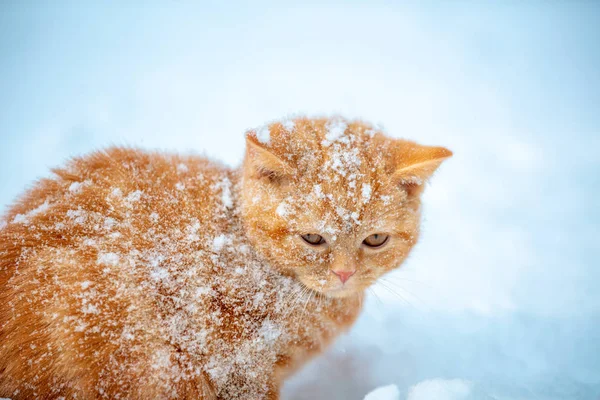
1, 1, 599, 399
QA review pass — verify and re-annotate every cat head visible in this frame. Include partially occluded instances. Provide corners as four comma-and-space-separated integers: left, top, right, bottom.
241, 117, 451, 298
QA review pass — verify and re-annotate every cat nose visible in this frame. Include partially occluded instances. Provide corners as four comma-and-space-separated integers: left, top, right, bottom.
331, 269, 356, 284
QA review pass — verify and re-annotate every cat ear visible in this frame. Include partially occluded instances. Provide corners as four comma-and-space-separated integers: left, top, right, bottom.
391, 140, 452, 194
245, 135, 294, 181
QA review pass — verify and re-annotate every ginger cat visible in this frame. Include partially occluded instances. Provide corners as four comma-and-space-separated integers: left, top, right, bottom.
0, 117, 451, 399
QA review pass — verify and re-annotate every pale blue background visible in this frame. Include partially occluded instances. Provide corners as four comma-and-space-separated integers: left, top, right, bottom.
1, 2, 599, 399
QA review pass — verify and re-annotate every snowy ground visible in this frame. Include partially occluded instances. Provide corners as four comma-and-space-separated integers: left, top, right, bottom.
1, 2, 599, 399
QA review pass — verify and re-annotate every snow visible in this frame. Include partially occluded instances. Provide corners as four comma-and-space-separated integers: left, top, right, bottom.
211, 234, 231, 252
150, 212, 159, 223
258, 319, 283, 344
256, 124, 271, 144
213, 177, 233, 209
322, 119, 348, 147
282, 119, 295, 131
361, 183, 372, 203
97, 252, 120, 266
69, 181, 82, 192
66, 209, 87, 225
81, 303, 99, 314
407, 379, 472, 400
363, 384, 400, 400
313, 184, 325, 200
1, 3, 599, 399
177, 163, 189, 173
276, 201, 290, 217
11, 200, 51, 224
103, 217, 116, 230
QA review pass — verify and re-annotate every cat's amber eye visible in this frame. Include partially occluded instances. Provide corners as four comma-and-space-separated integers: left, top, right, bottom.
363, 233, 389, 248
301, 234, 326, 246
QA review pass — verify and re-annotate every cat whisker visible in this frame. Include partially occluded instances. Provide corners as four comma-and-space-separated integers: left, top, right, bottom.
282, 285, 301, 308
380, 278, 432, 313
300, 288, 314, 322
375, 280, 420, 312
367, 287, 383, 311
286, 286, 307, 321
281, 285, 305, 322
296, 286, 310, 312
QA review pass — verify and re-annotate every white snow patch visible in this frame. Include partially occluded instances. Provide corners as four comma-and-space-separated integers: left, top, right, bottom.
313, 184, 325, 200
126, 190, 143, 203
175, 182, 185, 191
122, 330, 135, 341
103, 217, 116, 230
195, 286, 213, 297
235, 266, 245, 274
214, 177, 233, 209
74, 320, 88, 332
407, 379, 472, 400
212, 234, 232, 252
365, 122, 385, 136
364, 384, 400, 400
323, 120, 348, 146
151, 349, 172, 370
361, 183, 372, 203
258, 319, 282, 345
282, 119, 295, 131
150, 267, 170, 281
80, 281, 92, 290
186, 220, 201, 242
327, 145, 361, 179
111, 188, 123, 198
276, 202, 289, 218
66, 209, 87, 225
69, 181, 82, 193
322, 119, 348, 146
97, 252, 120, 266
256, 125, 271, 144
177, 163, 189, 173
81, 304, 99, 315
12, 200, 51, 224
11, 215, 27, 224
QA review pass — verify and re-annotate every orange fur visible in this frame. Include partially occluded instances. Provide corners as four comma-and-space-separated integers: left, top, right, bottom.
0, 117, 450, 399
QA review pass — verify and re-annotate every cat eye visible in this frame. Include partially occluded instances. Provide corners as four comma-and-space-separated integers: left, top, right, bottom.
301, 234, 326, 246
363, 233, 389, 248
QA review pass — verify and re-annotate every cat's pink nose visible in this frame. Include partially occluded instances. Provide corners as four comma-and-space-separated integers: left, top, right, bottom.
331, 269, 356, 284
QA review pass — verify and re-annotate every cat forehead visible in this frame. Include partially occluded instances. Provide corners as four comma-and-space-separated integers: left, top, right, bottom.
253, 116, 381, 146
277, 178, 397, 238
276, 158, 398, 235
251, 117, 398, 229
252, 117, 390, 173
